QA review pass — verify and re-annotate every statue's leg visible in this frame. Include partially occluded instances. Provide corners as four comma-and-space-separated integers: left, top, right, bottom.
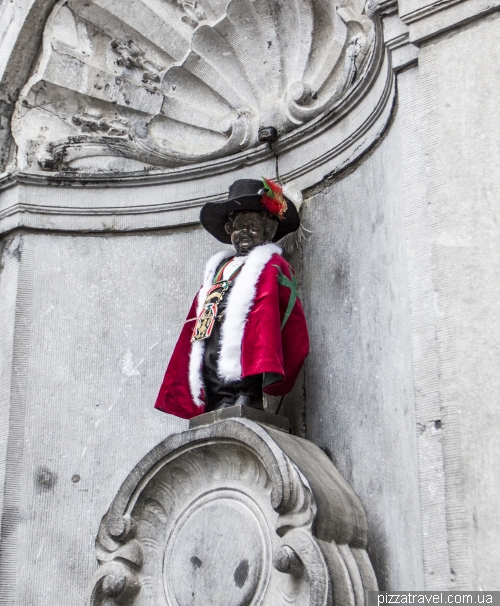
202, 320, 232, 412
202, 319, 264, 411
232, 376, 264, 410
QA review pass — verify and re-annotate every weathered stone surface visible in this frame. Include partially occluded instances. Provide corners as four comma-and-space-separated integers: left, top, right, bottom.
88, 418, 377, 605
297, 114, 424, 591
417, 14, 500, 590
0, 0, 399, 236
397, 65, 449, 590
0, 227, 223, 605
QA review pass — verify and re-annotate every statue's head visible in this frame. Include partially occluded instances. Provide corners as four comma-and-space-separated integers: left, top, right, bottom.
199, 178, 300, 248
225, 210, 278, 255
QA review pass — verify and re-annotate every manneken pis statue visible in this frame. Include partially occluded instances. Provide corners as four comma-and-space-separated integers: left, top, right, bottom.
154, 178, 310, 419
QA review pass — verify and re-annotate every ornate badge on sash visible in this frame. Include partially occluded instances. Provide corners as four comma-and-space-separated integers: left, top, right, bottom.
191, 283, 228, 341
191, 258, 244, 342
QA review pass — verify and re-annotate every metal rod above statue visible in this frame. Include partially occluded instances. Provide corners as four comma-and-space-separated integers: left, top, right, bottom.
154, 178, 310, 419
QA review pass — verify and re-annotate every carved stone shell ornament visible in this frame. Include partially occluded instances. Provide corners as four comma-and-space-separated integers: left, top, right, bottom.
87, 419, 378, 606
12, 0, 376, 172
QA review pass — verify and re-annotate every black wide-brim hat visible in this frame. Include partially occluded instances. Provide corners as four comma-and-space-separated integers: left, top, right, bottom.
200, 179, 300, 244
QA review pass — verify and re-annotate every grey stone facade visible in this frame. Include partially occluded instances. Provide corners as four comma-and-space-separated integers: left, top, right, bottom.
1, 0, 499, 601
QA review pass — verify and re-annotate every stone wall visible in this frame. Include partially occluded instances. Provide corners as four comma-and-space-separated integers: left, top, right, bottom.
0, 227, 224, 603
299, 110, 423, 590
415, 13, 500, 590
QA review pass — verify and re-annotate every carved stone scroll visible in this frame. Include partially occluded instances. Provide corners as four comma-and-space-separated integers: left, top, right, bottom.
12, 0, 376, 172
87, 418, 377, 606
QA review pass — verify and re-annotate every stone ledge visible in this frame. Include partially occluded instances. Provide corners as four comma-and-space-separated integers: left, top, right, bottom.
189, 405, 289, 433
399, 0, 500, 43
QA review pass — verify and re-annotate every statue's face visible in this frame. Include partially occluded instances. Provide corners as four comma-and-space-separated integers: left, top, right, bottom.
226, 211, 269, 255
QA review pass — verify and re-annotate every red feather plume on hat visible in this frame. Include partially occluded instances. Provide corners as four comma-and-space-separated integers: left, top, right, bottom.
260, 177, 288, 220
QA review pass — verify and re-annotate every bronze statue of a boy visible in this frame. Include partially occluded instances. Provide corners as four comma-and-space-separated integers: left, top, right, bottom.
155, 178, 309, 419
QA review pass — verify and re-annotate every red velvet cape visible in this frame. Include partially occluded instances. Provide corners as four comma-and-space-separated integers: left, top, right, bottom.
155, 252, 309, 419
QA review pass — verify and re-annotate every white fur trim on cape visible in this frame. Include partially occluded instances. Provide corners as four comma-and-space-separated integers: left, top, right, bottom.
218, 243, 281, 381
188, 249, 233, 406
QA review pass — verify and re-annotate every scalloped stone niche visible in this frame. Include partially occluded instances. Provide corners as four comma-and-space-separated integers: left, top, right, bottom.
12, 0, 376, 173
88, 418, 378, 606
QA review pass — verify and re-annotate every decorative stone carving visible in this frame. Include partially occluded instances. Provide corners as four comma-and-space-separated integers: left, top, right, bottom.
164, 0, 208, 28
72, 107, 131, 137
12, 0, 376, 172
109, 39, 166, 91
87, 418, 377, 606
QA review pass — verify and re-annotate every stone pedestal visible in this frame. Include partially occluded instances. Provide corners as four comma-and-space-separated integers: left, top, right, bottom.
88, 418, 377, 606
